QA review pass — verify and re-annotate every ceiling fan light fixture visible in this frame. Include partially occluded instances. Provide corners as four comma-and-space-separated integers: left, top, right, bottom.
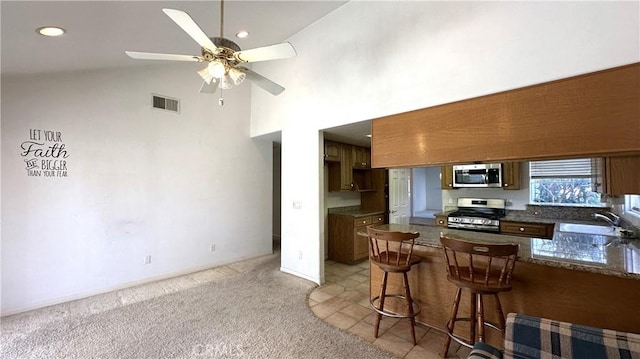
207, 60, 226, 78
219, 74, 234, 90
236, 31, 249, 39
228, 67, 246, 85
197, 67, 215, 84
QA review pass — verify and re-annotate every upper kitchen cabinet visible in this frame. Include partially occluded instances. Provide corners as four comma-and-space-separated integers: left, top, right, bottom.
326, 140, 377, 192
328, 143, 354, 191
593, 156, 640, 195
441, 165, 454, 189
502, 162, 521, 190
371, 63, 640, 167
352, 146, 371, 169
324, 140, 341, 162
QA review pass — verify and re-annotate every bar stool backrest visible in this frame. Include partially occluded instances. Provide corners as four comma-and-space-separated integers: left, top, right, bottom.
367, 226, 420, 273
440, 236, 519, 293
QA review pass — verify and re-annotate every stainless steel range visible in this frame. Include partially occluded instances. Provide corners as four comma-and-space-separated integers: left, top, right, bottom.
447, 198, 506, 233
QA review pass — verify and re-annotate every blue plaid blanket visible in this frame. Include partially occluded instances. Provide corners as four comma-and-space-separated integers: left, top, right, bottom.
504, 313, 640, 359
469, 342, 503, 359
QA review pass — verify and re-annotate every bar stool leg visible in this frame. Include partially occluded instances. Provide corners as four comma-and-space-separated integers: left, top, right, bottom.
374, 271, 389, 338
469, 292, 477, 346
494, 293, 506, 334
442, 288, 462, 357
403, 272, 417, 345
477, 294, 485, 342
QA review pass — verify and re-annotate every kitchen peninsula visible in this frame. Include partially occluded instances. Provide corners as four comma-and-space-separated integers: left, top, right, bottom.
367, 223, 640, 347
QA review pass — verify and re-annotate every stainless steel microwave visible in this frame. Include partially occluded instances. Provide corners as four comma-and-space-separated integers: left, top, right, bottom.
452, 163, 502, 188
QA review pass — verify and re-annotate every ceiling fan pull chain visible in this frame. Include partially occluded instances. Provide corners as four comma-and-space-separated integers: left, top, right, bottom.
218, 88, 224, 106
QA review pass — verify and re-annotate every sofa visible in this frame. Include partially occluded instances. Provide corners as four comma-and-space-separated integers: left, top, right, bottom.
468, 313, 640, 359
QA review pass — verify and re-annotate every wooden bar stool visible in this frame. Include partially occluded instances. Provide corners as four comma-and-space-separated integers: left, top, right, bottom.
367, 226, 422, 345
440, 236, 518, 357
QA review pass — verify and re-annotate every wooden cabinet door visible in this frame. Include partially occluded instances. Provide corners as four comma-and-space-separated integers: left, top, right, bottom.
435, 215, 448, 227
591, 158, 606, 194
352, 146, 371, 168
502, 162, 521, 190
441, 165, 454, 189
354, 226, 370, 261
605, 155, 640, 195
324, 141, 341, 162
340, 144, 353, 190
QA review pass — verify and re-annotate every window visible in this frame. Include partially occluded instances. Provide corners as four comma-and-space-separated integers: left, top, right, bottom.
529, 158, 601, 205
626, 195, 640, 217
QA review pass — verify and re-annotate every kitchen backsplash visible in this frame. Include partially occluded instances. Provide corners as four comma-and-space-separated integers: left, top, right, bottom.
328, 206, 361, 214
518, 203, 613, 221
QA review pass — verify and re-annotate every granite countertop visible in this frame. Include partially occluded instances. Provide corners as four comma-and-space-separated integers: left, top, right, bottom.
366, 223, 640, 280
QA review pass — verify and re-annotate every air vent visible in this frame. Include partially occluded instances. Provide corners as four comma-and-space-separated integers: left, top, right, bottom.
152, 95, 180, 113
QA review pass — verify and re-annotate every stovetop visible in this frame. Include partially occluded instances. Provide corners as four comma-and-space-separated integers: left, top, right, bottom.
447, 198, 506, 220
448, 208, 505, 220
446, 198, 506, 233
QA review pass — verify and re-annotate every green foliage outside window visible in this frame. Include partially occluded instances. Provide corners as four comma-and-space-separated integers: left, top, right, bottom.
530, 178, 601, 205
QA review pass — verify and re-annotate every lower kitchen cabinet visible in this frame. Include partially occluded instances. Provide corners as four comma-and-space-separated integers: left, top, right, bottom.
500, 220, 555, 239
328, 213, 385, 264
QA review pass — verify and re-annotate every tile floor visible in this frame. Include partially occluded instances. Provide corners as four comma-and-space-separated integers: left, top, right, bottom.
309, 260, 471, 359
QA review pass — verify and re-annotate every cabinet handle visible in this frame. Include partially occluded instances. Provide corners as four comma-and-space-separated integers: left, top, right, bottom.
448, 184, 453, 187
504, 183, 509, 187
519, 227, 525, 232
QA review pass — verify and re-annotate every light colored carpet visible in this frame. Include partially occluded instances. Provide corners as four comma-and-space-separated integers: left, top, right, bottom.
1, 253, 394, 358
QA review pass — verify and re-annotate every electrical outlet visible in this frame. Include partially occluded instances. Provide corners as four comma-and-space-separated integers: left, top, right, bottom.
293, 201, 302, 209
210, 244, 215, 252
298, 251, 303, 260
144, 255, 152, 264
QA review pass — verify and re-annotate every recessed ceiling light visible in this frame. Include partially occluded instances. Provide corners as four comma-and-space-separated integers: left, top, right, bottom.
36, 26, 66, 37
236, 31, 249, 39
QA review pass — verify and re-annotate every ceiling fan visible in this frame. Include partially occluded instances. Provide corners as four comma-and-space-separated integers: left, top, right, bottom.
125, 0, 296, 97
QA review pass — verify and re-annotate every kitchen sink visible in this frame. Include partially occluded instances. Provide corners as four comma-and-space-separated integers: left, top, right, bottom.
557, 223, 617, 236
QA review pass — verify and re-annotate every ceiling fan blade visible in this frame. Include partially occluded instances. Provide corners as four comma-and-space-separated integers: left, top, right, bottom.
240, 67, 285, 96
200, 80, 219, 93
162, 9, 217, 53
125, 51, 202, 62
235, 42, 297, 63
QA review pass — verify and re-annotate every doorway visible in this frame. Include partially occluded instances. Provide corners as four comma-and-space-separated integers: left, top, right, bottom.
273, 143, 281, 251
409, 167, 442, 226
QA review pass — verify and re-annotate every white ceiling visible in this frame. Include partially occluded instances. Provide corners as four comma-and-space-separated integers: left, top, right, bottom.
1, 1, 347, 76
1, 0, 370, 146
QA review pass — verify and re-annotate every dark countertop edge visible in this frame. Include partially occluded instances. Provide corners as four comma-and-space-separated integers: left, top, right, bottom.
329, 210, 385, 218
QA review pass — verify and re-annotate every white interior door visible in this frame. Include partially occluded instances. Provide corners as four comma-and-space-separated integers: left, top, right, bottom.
389, 168, 411, 224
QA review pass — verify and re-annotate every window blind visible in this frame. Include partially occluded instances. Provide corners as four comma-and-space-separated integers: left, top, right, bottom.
530, 159, 593, 178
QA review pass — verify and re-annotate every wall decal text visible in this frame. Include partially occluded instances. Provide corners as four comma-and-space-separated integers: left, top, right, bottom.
21, 129, 69, 177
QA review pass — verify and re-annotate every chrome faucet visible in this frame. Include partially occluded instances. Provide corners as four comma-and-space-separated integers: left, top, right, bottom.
593, 212, 621, 227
